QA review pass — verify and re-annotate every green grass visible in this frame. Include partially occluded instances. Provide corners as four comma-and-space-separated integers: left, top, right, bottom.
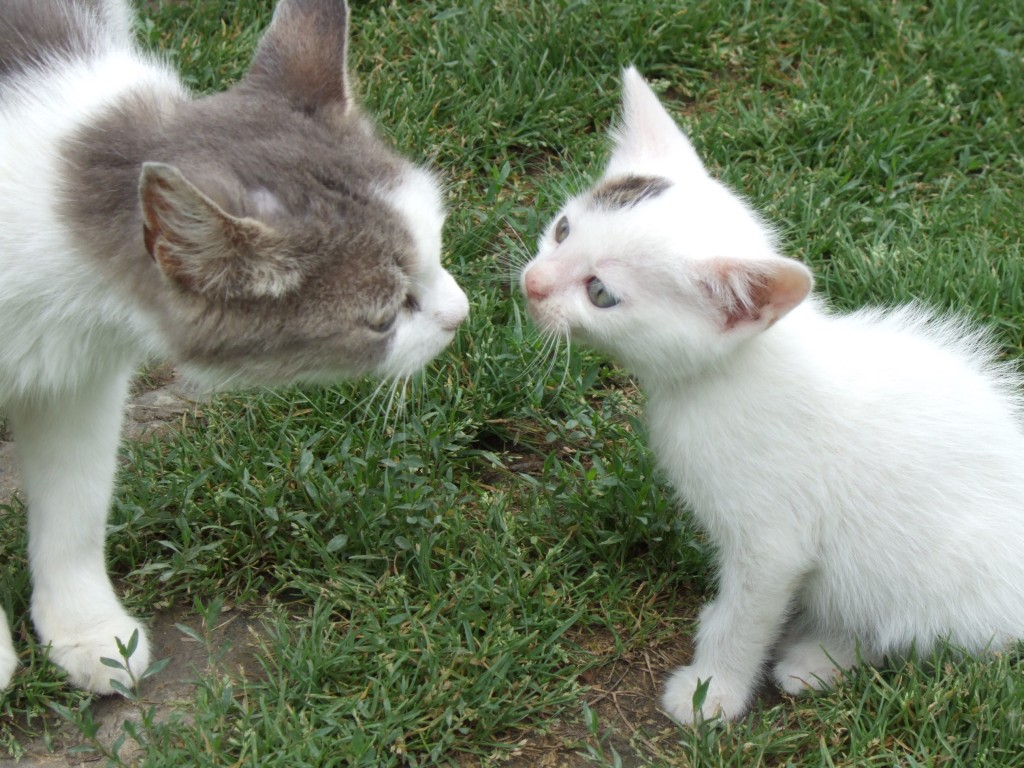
3, 0, 1024, 765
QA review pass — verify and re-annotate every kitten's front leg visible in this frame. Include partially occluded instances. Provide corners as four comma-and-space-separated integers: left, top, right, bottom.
0, 609, 17, 689
661, 553, 804, 724
11, 370, 149, 694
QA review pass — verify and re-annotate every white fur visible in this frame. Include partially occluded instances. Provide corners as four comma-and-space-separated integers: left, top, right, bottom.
379, 169, 469, 379
0, 13, 174, 694
0, 613, 16, 691
1, 0, 467, 694
523, 67, 1024, 724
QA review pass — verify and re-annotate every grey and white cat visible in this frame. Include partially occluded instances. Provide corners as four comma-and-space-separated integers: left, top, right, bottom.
0, 0, 468, 693
522, 68, 1024, 723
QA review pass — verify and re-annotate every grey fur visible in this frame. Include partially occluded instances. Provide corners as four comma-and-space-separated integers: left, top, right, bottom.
0, 0, 103, 80
590, 174, 672, 210
44, 0, 435, 384
0, 0, 464, 696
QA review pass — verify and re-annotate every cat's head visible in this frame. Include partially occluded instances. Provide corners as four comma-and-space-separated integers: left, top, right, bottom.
137, 0, 468, 386
521, 67, 811, 384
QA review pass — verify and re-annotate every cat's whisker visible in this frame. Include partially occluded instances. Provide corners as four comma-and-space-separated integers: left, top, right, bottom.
379, 379, 402, 437
356, 376, 396, 439
391, 376, 410, 429
379, 374, 413, 444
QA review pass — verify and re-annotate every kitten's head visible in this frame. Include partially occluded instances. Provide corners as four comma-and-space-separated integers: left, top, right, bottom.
138, 0, 468, 386
521, 68, 811, 384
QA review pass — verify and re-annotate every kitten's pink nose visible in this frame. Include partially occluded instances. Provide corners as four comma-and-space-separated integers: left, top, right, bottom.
523, 266, 552, 301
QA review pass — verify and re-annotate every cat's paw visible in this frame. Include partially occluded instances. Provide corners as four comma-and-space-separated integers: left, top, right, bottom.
38, 613, 150, 695
772, 638, 855, 695
660, 665, 752, 725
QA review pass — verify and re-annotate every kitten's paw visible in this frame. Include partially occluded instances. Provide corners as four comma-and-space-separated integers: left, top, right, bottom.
772, 638, 856, 695
0, 628, 17, 691
40, 613, 150, 695
660, 665, 752, 725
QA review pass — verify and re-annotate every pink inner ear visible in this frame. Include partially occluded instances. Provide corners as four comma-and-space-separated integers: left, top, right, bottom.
708, 258, 812, 331
141, 185, 176, 243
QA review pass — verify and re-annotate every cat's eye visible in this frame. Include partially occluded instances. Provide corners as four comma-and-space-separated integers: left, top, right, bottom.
587, 277, 620, 309
554, 216, 570, 244
367, 312, 398, 333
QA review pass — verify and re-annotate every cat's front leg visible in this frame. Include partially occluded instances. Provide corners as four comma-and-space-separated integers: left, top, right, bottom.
661, 554, 804, 724
11, 370, 149, 694
0, 609, 17, 689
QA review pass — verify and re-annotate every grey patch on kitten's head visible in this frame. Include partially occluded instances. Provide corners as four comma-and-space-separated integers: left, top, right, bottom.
589, 174, 673, 210
60, 0, 465, 386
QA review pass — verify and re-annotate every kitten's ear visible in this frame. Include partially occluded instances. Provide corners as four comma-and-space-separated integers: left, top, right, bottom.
700, 257, 813, 332
609, 67, 707, 178
140, 163, 302, 300
244, 0, 351, 115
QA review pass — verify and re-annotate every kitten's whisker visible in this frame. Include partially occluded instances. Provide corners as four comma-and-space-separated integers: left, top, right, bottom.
558, 330, 573, 394
535, 327, 572, 401
509, 325, 568, 395
484, 245, 532, 290
485, 215, 536, 288
531, 332, 558, 382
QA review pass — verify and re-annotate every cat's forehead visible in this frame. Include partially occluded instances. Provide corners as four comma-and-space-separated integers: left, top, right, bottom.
379, 166, 445, 273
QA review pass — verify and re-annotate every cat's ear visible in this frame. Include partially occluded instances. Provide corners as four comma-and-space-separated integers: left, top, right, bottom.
244, 0, 351, 116
700, 257, 813, 332
140, 163, 302, 300
609, 67, 707, 178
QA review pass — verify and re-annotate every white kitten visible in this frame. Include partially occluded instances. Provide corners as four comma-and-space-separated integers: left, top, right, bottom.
522, 67, 1024, 724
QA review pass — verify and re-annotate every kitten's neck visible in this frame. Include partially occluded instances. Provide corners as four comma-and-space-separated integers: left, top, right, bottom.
638, 303, 818, 399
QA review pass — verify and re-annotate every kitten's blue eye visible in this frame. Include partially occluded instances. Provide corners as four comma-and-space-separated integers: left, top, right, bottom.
587, 277, 620, 308
554, 216, 570, 244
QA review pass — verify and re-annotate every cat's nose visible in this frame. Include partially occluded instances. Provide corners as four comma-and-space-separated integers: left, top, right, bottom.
523, 266, 551, 301
441, 288, 470, 331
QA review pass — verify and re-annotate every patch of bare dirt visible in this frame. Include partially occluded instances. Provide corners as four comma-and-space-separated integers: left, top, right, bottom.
461, 600, 785, 767
2, 605, 265, 767
488, 626, 694, 768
